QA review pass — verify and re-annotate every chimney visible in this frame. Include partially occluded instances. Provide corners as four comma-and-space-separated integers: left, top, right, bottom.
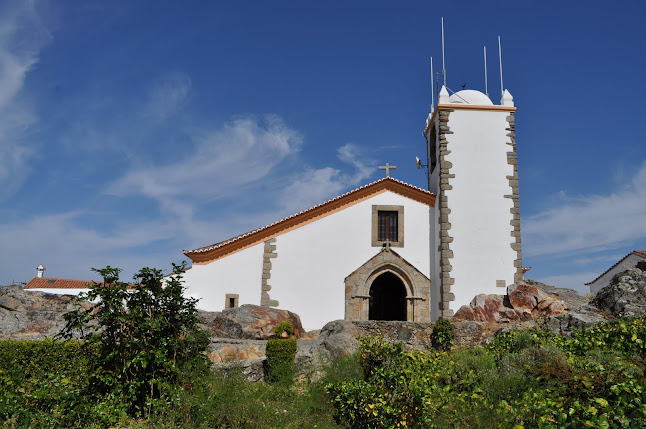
37, 264, 46, 278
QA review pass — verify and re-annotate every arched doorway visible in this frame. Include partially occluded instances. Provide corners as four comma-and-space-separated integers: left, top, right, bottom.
369, 272, 407, 321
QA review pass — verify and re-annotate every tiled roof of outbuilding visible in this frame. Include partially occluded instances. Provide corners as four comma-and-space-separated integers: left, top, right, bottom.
24, 277, 94, 289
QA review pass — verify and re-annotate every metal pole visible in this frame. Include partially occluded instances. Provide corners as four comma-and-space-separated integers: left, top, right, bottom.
484, 46, 488, 97
498, 36, 504, 97
430, 57, 434, 111
441, 17, 446, 87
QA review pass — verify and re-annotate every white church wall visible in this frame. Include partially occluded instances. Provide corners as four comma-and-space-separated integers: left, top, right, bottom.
269, 191, 430, 330
443, 109, 517, 312
182, 242, 264, 312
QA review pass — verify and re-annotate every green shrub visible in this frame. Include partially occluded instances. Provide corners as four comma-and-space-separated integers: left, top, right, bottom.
358, 335, 404, 380
329, 322, 646, 428
265, 337, 297, 384
0, 339, 103, 427
274, 321, 294, 337
430, 318, 455, 351
567, 317, 646, 356
58, 263, 210, 420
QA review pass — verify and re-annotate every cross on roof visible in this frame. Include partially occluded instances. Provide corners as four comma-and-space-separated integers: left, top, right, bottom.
378, 163, 397, 178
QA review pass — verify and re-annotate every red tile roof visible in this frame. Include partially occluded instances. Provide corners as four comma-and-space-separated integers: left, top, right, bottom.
24, 277, 95, 289
585, 250, 646, 285
184, 177, 435, 264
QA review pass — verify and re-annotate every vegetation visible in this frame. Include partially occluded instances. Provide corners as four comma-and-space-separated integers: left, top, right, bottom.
1, 276, 645, 429
265, 322, 298, 384
0, 339, 360, 428
429, 317, 455, 352
328, 318, 646, 428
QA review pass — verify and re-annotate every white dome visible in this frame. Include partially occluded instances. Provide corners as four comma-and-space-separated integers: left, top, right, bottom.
448, 90, 493, 106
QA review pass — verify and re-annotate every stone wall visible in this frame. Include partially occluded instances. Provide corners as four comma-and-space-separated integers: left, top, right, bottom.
436, 108, 456, 318
260, 238, 279, 307
504, 112, 524, 283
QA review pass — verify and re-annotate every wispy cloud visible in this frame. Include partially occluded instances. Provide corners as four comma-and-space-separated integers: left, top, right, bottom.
0, 211, 174, 283
277, 143, 375, 213
108, 115, 303, 201
0, 1, 51, 201
524, 163, 646, 257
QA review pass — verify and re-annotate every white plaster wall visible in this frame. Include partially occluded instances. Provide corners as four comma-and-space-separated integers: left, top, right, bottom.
270, 192, 430, 330
24, 288, 89, 295
443, 109, 517, 311
182, 242, 265, 312
589, 254, 645, 294
185, 192, 429, 331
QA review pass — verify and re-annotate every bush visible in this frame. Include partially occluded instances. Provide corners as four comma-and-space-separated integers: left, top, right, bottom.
274, 321, 295, 337
58, 262, 210, 419
329, 323, 646, 428
430, 318, 454, 351
0, 339, 99, 427
265, 338, 297, 384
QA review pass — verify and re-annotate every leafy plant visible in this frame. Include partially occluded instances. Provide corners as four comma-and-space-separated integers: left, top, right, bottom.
430, 318, 455, 351
274, 320, 295, 337
58, 262, 210, 419
265, 322, 297, 384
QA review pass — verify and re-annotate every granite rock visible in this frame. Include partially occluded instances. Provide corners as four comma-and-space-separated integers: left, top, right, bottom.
198, 304, 304, 340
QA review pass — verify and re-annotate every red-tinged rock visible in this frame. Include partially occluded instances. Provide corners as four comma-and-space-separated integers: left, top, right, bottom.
200, 304, 304, 340
454, 294, 507, 322
507, 283, 545, 311
537, 296, 569, 316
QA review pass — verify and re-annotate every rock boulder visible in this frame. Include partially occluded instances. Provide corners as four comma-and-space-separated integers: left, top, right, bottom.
453, 282, 571, 323
198, 304, 304, 340
591, 268, 646, 317
0, 285, 90, 340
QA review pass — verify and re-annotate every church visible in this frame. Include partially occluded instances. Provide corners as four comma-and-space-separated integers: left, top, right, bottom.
181, 86, 522, 330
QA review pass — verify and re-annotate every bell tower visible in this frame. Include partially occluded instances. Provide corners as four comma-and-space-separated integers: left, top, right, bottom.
425, 86, 522, 321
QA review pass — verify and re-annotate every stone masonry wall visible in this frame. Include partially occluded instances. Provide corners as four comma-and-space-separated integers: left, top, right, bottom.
504, 113, 523, 282
260, 238, 279, 307
437, 109, 456, 318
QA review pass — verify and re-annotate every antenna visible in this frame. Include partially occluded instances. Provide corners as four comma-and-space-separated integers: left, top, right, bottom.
441, 17, 446, 87
498, 35, 504, 97
415, 156, 427, 170
483, 45, 489, 97
430, 57, 434, 112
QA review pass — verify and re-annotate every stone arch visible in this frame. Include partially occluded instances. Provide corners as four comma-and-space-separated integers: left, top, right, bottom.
344, 247, 431, 322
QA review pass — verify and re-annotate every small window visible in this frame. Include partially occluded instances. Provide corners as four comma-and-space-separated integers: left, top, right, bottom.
378, 211, 398, 242
225, 293, 239, 309
371, 205, 404, 247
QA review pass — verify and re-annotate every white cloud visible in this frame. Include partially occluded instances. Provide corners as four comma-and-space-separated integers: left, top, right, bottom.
0, 211, 177, 285
524, 163, 646, 257
277, 143, 375, 213
108, 115, 303, 201
0, 1, 50, 201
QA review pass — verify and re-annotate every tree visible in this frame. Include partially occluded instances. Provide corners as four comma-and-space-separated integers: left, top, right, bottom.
59, 262, 209, 418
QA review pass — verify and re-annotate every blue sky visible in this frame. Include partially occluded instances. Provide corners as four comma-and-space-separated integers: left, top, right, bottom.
1, 0, 645, 294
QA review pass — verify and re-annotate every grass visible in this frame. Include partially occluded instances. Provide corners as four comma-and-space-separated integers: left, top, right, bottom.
143, 354, 362, 429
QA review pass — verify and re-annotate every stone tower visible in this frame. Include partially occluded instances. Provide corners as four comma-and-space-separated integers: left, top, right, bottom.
425, 86, 522, 321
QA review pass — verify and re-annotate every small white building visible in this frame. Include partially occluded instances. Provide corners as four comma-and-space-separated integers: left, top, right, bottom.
587, 250, 646, 295
24, 276, 92, 295
182, 178, 434, 331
